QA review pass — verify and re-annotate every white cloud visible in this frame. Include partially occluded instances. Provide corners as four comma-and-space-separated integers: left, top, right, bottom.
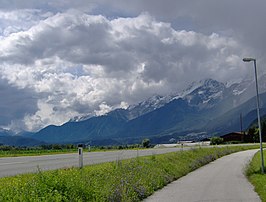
0, 9, 254, 132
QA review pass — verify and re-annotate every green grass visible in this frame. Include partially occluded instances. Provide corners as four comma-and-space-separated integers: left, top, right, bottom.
0, 149, 77, 157
246, 150, 266, 201
0, 144, 142, 157
0, 145, 259, 201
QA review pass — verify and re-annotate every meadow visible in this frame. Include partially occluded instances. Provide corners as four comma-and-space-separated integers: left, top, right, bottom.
0, 145, 76, 157
0, 145, 259, 201
0, 144, 140, 157
246, 150, 266, 202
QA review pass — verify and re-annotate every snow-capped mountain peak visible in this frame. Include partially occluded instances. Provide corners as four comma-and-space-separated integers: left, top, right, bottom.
179, 79, 226, 107
69, 75, 266, 123
126, 94, 173, 120
129, 94, 172, 110
127, 79, 228, 117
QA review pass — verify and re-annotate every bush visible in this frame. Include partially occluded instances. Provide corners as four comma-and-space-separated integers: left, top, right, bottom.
210, 137, 224, 145
142, 139, 151, 148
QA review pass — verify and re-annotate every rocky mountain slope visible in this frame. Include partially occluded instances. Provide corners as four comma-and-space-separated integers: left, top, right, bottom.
27, 76, 266, 145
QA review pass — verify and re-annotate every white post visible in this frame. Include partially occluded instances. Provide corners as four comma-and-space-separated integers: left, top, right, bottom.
78, 144, 83, 168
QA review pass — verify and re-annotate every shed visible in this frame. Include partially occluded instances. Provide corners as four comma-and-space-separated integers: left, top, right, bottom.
220, 132, 244, 142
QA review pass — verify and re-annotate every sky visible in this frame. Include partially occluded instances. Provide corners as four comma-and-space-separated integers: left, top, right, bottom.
0, 0, 266, 132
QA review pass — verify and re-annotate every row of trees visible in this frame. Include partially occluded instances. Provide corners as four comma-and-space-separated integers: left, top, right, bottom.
0, 139, 152, 151
246, 121, 266, 142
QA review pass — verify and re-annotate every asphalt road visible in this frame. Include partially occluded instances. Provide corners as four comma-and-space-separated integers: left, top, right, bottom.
144, 149, 260, 202
0, 147, 184, 178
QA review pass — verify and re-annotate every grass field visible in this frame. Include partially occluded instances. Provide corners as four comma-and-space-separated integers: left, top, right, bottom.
0, 144, 141, 157
0, 148, 79, 157
246, 150, 266, 202
0, 145, 259, 201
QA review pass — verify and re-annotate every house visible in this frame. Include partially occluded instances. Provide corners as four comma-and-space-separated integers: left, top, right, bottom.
220, 132, 244, 142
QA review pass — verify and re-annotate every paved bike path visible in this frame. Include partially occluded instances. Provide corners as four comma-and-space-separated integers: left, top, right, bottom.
145, 149, 261, 202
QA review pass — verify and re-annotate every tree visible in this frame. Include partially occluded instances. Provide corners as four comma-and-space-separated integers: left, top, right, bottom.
262, 122, 266, 142
142, 138, 150, 148
248, 127, 256, 136
253, 128, 260, 143
210, 137, 223, 145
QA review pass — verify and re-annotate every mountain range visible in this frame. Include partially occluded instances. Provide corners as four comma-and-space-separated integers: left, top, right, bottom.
2, 76, 266, 146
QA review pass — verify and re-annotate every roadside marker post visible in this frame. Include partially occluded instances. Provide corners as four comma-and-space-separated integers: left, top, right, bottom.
78, 144, 83, 169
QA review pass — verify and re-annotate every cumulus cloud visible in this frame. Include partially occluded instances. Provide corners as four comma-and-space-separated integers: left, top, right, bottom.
0, 4, 259, 132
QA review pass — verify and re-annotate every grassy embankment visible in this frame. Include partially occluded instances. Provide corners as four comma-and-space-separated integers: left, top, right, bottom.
246, 150, 266, 201
0, 145, 259, 201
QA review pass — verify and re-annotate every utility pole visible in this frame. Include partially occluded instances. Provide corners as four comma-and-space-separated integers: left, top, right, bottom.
240, 113, 243, 134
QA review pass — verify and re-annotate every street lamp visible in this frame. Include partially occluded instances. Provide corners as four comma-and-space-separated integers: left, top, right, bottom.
243, 57, 264, 174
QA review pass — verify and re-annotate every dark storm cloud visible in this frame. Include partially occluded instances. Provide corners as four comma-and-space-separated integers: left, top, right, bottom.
0, 78, 38, 126
77, 0, 266, 62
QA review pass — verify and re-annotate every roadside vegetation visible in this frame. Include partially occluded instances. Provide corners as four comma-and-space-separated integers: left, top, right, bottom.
246, 150, 266, 202
0, 145, 259, 201
0, 144, 141, 157
0, 144, 76, 157
210, 136, 224, 145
